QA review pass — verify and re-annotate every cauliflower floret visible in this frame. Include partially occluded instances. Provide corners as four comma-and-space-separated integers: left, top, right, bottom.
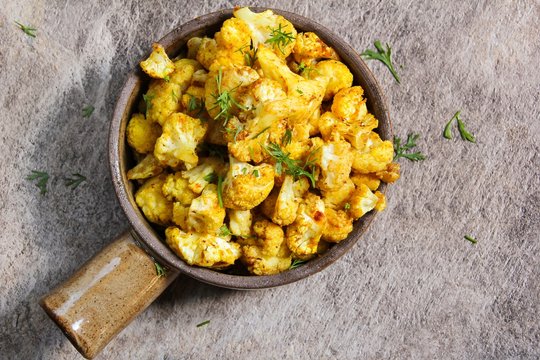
127, 154, 164, 180
351, 132, 394, 174
140, 43, 175, 79
181, 85, 206, 117
261, 175, 309, 225
292, 32, 340, 64
318, 111, 379, 149
186, 37, 202, 59
331, 86, 368, 123
204, 65, 260, 121
135, 174, 173, 225
286, 193, 327, 256
196, 37, 218, 70
350, 172, 381, 191
375, 162, 401, 183
161, 172, 197, 205
322, 208, 354, 243
321, 178, 355, 209
234, 7, 297, 57
146, 59, 202, 125
310, 60, 353, 101
165, 227, 241, 269
235, 77, 287, 110
314, 138, 353, 192
228, 209, 252, 237
154, 112, 207, 169
240, 219, 292, 275
374, 191, 386, 211
126, 113, 162, 154
172, 202, 189, 230
349, 184, 379, 220
181, 157, 228, 194
222, 156, 275, 210
186, 184, 226, 233
215, 17, 252, 53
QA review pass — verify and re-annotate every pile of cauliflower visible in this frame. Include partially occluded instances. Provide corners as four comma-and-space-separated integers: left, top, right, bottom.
126, 7, 400, 276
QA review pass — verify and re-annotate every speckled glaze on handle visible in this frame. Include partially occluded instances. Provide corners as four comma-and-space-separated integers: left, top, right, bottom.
39, 231, 178, 359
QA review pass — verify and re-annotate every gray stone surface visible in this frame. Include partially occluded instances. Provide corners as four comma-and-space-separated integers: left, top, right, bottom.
1, 0, 539, 359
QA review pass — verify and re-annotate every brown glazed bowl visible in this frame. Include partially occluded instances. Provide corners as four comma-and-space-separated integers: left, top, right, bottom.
40, 7, 391, 359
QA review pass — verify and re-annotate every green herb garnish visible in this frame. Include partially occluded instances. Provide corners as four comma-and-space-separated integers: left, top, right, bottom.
252, 169, 259, 177
282, 129, 292, 146
344, 203, 351, 211
64, 173, 87, 190
361, 40, 400, 84
265, 23, 295, 54
464, 235, 477, 244
210, 68, 246, 125
171, 90, 179, 102
163, 75, 170, 82
264, 143, 317, 187
203, 172, 217, 183
154, 262, 167, 277
26, 170, 49, 195
82, 105, 94, 118
217, 174, 224, 208
296, 88, 303, 95
252, 126, 270, 139
218, 224, 232, 237
143, 93, 155, 116
196, 320, 210, 328
236, 39, 259, 67
15, 21, 37, 38
290, 259, 307, 269
393, 133, 426, 161
443, 111, 476, 143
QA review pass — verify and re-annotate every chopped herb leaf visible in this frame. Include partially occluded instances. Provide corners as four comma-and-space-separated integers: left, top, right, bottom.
464, 235, 477, 244
290, 259, 307, 269
344, 203, 351, 210
217, 174, 224, 208
265, 23, 295, 54
282, 129, 292, 146
64, 173, 87, 190
361, 40, 400, 84
210, 68, 246, 125
26, 170, 49, 195
203, 172, 217, 183
252, 169, 259, 177
296, 88, 303, 94
163, 75, 170, 82
242, 167, 248, 175
197, 320, 210, 328
218, 224, 232, 237
171, 90, 179, 102
15, 21, 37, 38
252, 126, 270, 139
264, 143, 317, 187
82, 105, 94, 118
143, 93, 155, 116
457, 117, 476, 143
154, 262, 167, 277
443, 111, 459, 139
393, 133, 426, 161
236, 39, 258, 67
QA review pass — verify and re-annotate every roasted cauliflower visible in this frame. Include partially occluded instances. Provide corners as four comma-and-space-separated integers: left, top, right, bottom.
140, 43, 175, 79
135, 174, 173, 226
286, 193, 327, 256
126, 113, 162, 154
186, 184, 226, 233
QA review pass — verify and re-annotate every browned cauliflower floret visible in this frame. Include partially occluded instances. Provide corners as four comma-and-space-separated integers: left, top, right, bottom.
261, 175, 310, 225
127, 154, 164, 180
321, 178, 355, 209
286, 193, 327, 256
146, 59, 203, 125
181, 85, 206, 118
181, 157, 228, 194
154, 112, 208, 169
186, 184, 226, 233
135, 174, 173, 225
234, 7, 297, 58
235, 77, 287, 111
196, 37, 218, 70
228, 209, 252, 238
318, 111, 378, 148
350, 172, 381, 191
310, 60, 353, 101
215, 18, 252, 53
374, 191, 386, 211
161, 172, 197, 205
140, 43, 175, 79
222, 156, 275, 210
292, 32, 340, 64
322, 208, 354, 243
351, 132, 394, 174
314, 138, 353, 192
186, 37, 202, 59
165, 226, 241, 268
348, 184, 379, 220
126, 113, 162, 154
240, 219, 292, 275
375, 162, 401, 183
172, 202, 189, 230
331, 86, 368, 123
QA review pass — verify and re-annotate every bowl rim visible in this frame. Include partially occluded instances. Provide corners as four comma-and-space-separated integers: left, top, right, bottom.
109, 7, 391, 290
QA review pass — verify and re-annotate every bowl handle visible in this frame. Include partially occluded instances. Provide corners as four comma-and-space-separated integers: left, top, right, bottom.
39, 230, 179, 359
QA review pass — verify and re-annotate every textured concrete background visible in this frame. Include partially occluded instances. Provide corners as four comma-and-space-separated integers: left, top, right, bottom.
1, 0, 539, 359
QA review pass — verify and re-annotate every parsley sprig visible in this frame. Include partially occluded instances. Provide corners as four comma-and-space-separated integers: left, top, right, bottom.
82, 105, 94, 118
26, 170, 49, 195
154, 262, 167, 277
393, 133, 426, 161
444, 111, 476, 143
290, 259, 307, 269
210, 68, 246, 125
64, 173, 87, 190
264, 143, 317, 187
15, 21, 37, 38
265, 24, 295, 54
361, 40, 400, 84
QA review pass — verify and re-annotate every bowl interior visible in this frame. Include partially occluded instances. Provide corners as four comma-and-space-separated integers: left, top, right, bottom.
109, 8, 391, 290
